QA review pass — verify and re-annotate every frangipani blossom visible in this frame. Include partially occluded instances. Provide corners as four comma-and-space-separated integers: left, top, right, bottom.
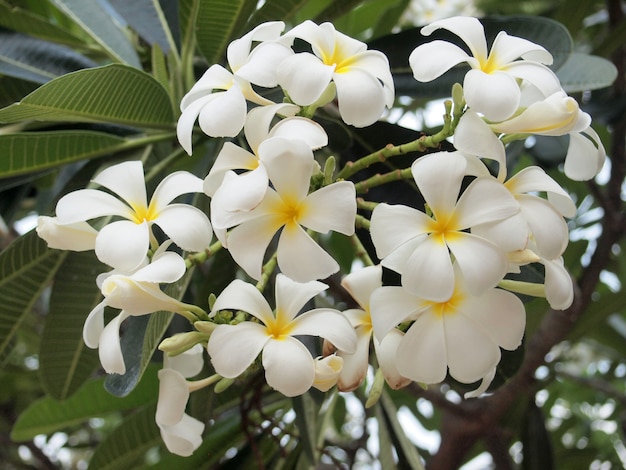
312, 355, 344, 392
278, 20, 394, 127
207, 275, 357, 397
330, 265, 410, 391
370, 265, 525, 391
157, 345, 205, 457
370, 151, 519, 302
410, 16, 561, 121
177, 22, 293, 153
36, 217, 98, 251
203, 103, 327, 212
83, 248, 193, 375
54, 161, 212, 272
564, 126, 606, 181
211, 140, 356, 282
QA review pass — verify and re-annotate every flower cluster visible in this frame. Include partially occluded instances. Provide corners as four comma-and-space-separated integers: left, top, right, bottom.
36, 16, 604, 457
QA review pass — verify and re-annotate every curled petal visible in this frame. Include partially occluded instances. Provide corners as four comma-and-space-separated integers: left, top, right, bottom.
464, 368, 496, 399
101, 276, 187, 315
83, 301, 107, 349
207, 323, 269, 378
210, 279, 274, 325
177, 95, 213, 155
464, 69, 520, 121
131, 251, 186, 284
374, 330, 411, 390
454, 112, 505, 177
341, 265, 382, 311
313, 355, 344, 392
203, 143, 259, 197
180, 65, 233, 110
278, 53, 335, 105
213, 166, 269, 212
157, 369, 190, 427
270, 117, 328, 150
409, 41, 470, 82
299, 181, 356, 235
36, 217, 98, 251
490, 31, 552, 65
421, 16, 488, 60
505, 62, 561, 98
277, 223, 339, 282
334, 68, 386, 127
244, 103, 300, 152
262, 338, 315, 397
164, 344, 204, 378
99, 311, 130, 374
565, 130, 606, 181
290, 308, 356, 354
274, 274, 328, 323
151, 172, 203, 209
159, 413, 204, 457
198, 86, 247, 138
237, 41, 294, 87
337, 325, 371, 392
519, 195, 568, 259
543, 257, 573, 310
92, 161, 147, 208
55, 189, 134, 224
95, 220, 149, 271
156, 205, 213, 253
227, 21, 285, 70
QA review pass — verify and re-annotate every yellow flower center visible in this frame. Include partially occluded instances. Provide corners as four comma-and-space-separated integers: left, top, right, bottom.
426, 211, 461, 244
265, 310, 294, 340
426, 287, 465, 317
129, 201, 159, 224
320, 42, 357, 74
277, 197, 306, 227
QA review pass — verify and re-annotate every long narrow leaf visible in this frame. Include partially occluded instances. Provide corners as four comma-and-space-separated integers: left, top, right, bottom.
50, 0, 141, 67
0, 130, 127, 178
0, 64, 175, 128
247, 0, 308, 29
39, 251, 105, 400
0, 231, 65, 359
11, 367, 159, 441
195, 0, 249, 65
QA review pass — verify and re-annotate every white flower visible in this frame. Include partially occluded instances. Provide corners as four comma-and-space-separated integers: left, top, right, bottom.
83, 247, 191, 375
312, 355, 344, 392
211, 141, 356, 282
156, 344, 205, 457
332, 265, 410, 391
370, 151, 519, 302
410, 16, 561, 121
177, 21, 293, 153
370, 265, 525, 388
207, 274, 357, 397
564, 126, 606, 181
203, 103, 327, 212
278, 20, 394, 127
36, 217, 98, 251
54, 161, 212, 272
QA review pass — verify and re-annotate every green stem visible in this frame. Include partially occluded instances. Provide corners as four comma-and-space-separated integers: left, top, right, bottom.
354, 168, 413, 194
356, 198, 379, 211
185, 240, 223, 268
351, 233, 374, 266
187, 373, 222, 393
501, 133, 530, 145
355, 214, 370, 230
256, 252, 278, 292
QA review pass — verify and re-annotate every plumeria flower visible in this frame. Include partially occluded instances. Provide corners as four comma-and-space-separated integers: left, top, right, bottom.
370, 263, 526, 393
327, 265, 410, 392
207, 274, 357, 397
203, 103, 327, 212
564, 126, 606, 181
53, 160, 212, 272
177, 21, 293, 153
312, 355, 344, 392
156, 344, 205, 457
278, 20, 394, 127
211, 140, 356, 282
370, 151, 519, 302
410, 16, 561, 121
83, 247, 200, 375
36, 217, 98, 251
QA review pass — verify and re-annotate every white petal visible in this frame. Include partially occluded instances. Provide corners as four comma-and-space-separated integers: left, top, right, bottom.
464, 367, 496, 399
374, 330, 411, 390
261, 138, 315, 202
412, 152, 466, 216
370, 203, 432, 259
313, 354, 343, 392
409, 41, 470, 82
159, 413, 204, 457
36, 217, 97, 251
454, 111, 505, 175
98, 311, 130, 374
299, 181, 356, 235
274, 274, 328, 323
472, 212, 529, 253
203, 143, 259, 197
490, 31, 553, 65
464, 69, 520, 121
397, 311, 448, 384
151, 171, 203, 209
155, 205, 213, 253
83, 300, 107, 348
244, 103, 300, 152
270, 117, 328, 150
55, 189, 134, 224
156, 369, 190, 426
227, 21, 285, 70
212, 166, 269, 212
207, 323, 269, 378
565, 131, 606, 181
278, 53, 335, 105
447, 233, 507, 295
519, 195, 568, 259
210, 279, 274, 325
455, 177, 519, 228
351, 51, 394, 106
176, 95, 213, 155
101, 277, 187, 315
543, 257, 573, 310
262, 338, 315, 396
506, 166, 576, 217
237, 41, 294, 87
462, 288, 525, 350
180, 65, 233, 109
337, 326, 371, 392
290, 308, 356, 354
277, 223, 339, 282
341, 265, 382, 310
197, 86, 246, 138
370, 286, 423, 341
401, 236, 455, 302
444, 312, 501, 384
333, 68, 386, 127
505, 61, 561, 98
421, 16, 488, 60
164, 344, 204, 378
95, 220, 149, 271
92, 161, 147, 208
131, 251, 186, 284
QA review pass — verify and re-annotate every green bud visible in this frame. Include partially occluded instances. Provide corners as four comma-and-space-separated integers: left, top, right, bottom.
452, 82, 465, 111
323, 156, 336, 185
158, 331, 206, 355
232, 310, 247, 324
365, 368, 386, 408
214, 377, 235, 393
194, 320, 218, 335
208, 293, 217, 310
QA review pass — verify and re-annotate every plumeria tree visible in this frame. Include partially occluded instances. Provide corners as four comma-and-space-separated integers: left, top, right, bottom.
0, 1, 624, 469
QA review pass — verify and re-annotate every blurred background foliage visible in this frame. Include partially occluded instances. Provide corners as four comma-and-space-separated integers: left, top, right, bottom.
0, 0, 624, 468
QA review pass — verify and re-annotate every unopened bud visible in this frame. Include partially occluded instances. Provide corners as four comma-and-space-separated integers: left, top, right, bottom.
365, 368, 386, 408
158, 331, 206, 355
214, 377, 235, 393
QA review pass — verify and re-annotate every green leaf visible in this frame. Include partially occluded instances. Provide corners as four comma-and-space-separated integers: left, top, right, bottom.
11, 366, 159, 441
380, 389, 424, 469
88, 404, 161, 470
0, 231, 65, 360
39, 251, 105, 400
247, 0, 309, 29
50, 0, 141, 67
313, 0, 368, 23
0, 76, 38, 109
0, 130, 127, 178
374, 401, 397, 470
0, 64, 175, 128
521, 398, 554, 470
556, 52, 618, 92
195, 0, 250, 65
291, 393, 320, 465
